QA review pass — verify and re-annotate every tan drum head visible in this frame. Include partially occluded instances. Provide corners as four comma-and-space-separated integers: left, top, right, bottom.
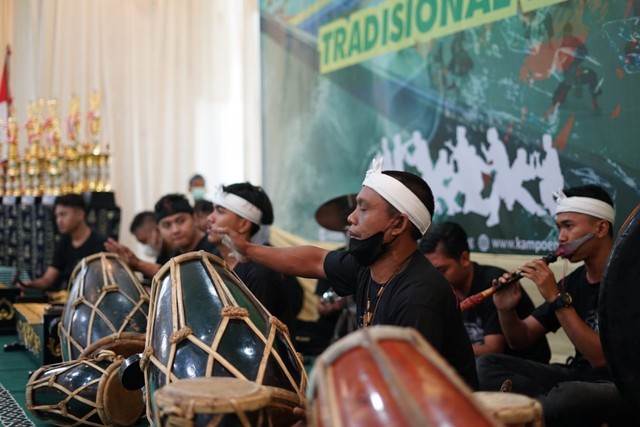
474, 391, 543, 426
154, 377, 272, 415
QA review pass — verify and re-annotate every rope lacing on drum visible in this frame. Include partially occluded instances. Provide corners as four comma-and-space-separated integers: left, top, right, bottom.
140, 347, 154, 370
221, 306, 248, 319
94, 350, 116, 362
170, 327, 193, 344
103, 284, 119, 293
271, 317, 289, 336
57, 401, 69, 417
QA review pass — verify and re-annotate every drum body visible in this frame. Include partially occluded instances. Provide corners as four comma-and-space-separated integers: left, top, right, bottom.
143, 251, 306, 425
474, 392, 543, 427
153, 377, 274, 427
26, 351, 145, 427
59, 252, 149, 361
307, 326, 499, 427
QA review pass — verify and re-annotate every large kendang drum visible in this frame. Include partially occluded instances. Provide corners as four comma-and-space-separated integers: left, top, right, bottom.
141, 251, 306, 424
26, 350, 145, 427
59, 252, 149, 361
600, 203, 640, 415
306, 326, 500, 427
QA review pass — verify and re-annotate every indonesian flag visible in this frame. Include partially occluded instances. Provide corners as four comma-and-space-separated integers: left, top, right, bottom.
0, 45, 11, 122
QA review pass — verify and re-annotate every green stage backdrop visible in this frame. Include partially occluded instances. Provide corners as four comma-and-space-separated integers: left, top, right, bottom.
260, 0, 640, 254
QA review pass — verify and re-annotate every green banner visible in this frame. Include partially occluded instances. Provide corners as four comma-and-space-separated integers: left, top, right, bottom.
260, 0, 640, 255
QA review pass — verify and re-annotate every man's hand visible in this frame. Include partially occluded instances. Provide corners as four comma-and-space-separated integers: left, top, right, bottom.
104, 238, 140, 269
517, 259, 558, 302
492, 274, 522, 311
214, 226, 251, 262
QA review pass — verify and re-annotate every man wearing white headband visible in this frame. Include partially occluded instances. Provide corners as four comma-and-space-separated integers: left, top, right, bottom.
477, 184, 633, 426
207, 182, 303, 336
213, 160, 478, 389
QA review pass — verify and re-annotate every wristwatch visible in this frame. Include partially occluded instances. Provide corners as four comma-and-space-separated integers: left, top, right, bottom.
551, 291, 573, 310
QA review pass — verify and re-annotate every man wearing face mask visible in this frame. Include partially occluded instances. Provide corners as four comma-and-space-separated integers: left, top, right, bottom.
213, 159, 477, 388
188, 173, 208, 201
129, 211, 174, 265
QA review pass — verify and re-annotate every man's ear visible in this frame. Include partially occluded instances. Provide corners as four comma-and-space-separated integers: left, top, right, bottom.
595, 219, 610, 238
459, 250, 471, 268
392, 214, 410, 235
237, 218, 253, 235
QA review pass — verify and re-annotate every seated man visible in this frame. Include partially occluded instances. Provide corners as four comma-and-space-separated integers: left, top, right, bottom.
212, 160, 477, 388
20, 194, 106, 291
476, 185, 632, 426
129, 210, 173, 262
106, 194, 217, 278
207, 182, 302, 335
421, 221, 550, 362
193, 199, 214, 233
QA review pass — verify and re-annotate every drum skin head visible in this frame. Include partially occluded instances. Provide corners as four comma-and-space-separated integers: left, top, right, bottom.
599, 204, 640, 410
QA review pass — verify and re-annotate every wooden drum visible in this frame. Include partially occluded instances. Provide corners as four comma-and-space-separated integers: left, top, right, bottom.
307, 325, 499, 427
59, 252, 149, 361
26, 351, 144, 427
153, 377, 275, 426
141, 251, 306, 425
474, 392, 543, 427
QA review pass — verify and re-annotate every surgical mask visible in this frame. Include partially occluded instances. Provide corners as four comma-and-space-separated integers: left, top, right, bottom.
348, 231, 388, 266
191, 187, 207, 200
143, 244, 160, 258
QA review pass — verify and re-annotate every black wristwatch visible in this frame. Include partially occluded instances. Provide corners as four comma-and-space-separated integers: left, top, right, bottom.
551, 291, 573, 310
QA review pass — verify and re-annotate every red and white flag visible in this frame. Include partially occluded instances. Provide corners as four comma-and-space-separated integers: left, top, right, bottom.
0, 45, 11, 122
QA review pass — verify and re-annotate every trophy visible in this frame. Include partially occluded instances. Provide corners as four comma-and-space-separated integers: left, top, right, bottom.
43, 99, 65, 196
85, 91, 101, 191
24, 100, 46, 197
65, 95, 82, 193
6, 115, 22, 197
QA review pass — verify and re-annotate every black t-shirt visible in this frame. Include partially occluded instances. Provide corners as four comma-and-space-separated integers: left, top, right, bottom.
324, 249, 478, 388
532, 265, 608, 378
51, 231, 107, 290
234, 261, 300, 337
465, 263, 551, 363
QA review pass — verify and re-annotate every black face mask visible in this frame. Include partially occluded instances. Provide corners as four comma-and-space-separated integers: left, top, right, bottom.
348, 231, 387, 266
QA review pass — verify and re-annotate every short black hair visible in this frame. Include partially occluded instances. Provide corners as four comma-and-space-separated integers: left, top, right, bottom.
221, 182, 274, 236
154, 194, 193, 222
129, 211, 156, 234
189, 174, 205, 186
194, 199, 214, 215
420, 221, 469, 259
54, 194, 87, 214
381, 170, 435, 240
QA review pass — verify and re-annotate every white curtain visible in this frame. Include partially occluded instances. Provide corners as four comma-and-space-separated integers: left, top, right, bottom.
1, 0, 261, 250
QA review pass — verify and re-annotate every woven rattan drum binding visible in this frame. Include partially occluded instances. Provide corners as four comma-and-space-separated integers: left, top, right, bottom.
59, 252, 150, 361
26, 350, 145, 427
141, 251, 307, 425
307, 325, 500, 427
153, 377, 275, 426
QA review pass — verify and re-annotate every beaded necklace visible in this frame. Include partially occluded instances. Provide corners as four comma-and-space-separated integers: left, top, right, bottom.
363, 254, 413, 327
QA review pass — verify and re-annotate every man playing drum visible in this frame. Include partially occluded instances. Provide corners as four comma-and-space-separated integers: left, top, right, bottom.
476, 185, 634, 426
106, 193, 217, 277
206, 182, 302, 336
212, 159, 478, 388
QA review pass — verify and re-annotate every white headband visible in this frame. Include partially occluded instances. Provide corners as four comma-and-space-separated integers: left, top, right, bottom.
554, 190, 615, 224
213, 192, 263, 225
362, 158, 432, 234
